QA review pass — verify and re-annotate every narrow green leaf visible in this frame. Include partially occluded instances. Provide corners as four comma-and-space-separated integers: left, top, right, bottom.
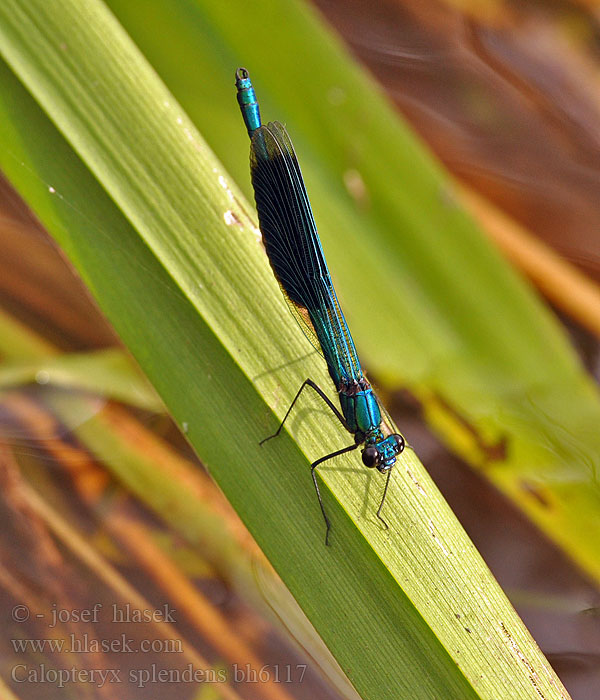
0, 1, 571, 699
0, 348, 162, 411
104, 0, 600, 583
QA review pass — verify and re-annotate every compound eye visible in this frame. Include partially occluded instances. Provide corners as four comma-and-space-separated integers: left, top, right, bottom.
393, 434, 405, 453
362, 446, 379, 468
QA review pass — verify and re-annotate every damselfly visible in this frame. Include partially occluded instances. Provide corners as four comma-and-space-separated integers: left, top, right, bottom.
235, 68, 405, 544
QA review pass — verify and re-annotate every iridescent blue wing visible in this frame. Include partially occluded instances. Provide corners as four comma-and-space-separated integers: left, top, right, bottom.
250, 121, 362, 385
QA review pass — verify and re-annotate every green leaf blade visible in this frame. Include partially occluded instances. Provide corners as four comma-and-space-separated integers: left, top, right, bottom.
0, 1, 574, 698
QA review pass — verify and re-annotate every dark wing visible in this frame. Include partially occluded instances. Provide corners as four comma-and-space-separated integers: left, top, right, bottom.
250, 121, 362, 385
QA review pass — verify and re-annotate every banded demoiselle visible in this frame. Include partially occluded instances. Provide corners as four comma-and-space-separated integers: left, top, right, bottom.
235, 68, 405, 544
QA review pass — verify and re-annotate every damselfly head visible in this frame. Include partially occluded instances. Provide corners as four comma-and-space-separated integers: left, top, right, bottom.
362, 434, 405, 472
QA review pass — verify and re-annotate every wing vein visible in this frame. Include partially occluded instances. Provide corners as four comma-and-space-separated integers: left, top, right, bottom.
250, 122, 362, 384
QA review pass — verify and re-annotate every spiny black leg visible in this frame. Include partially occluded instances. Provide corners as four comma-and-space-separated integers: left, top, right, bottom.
260, 378, 348, 446
376, 468, 393, 531
311, 442, 359, 545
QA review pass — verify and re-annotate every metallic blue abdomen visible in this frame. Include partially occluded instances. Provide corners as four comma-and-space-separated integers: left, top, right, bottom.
236, 68, 261, 136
